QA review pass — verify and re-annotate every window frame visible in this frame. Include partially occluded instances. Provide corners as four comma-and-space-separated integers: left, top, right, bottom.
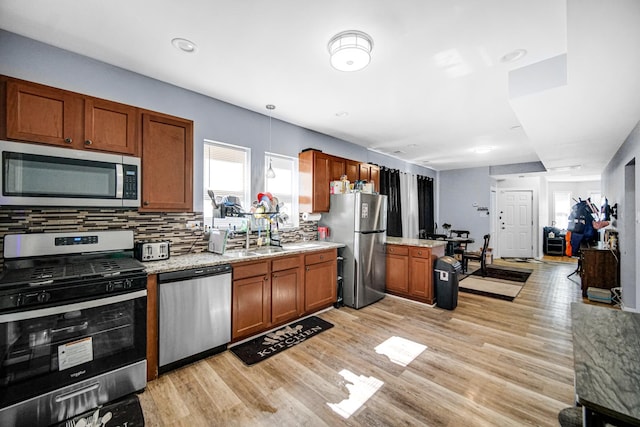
264, 152, 299, 229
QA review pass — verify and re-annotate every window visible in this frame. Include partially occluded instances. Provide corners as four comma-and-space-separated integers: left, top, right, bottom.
264, 153, 298, 228
203, 140, 251, 226
553, 191, 572, 229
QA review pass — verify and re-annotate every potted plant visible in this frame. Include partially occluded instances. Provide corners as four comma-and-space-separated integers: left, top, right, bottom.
442, 223, 452, 237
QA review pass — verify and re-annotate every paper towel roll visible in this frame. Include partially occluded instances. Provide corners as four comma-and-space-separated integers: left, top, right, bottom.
302, 212, 322, 222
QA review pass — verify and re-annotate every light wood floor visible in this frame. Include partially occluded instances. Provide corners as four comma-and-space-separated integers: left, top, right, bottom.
139, 259, 592, 426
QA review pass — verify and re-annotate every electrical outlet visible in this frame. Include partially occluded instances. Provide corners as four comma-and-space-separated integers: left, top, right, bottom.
186, 220, 201, 230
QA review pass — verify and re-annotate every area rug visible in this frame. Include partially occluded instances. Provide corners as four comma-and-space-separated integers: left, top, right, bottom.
470, 264, 532, 282
55, 393, 144, 427
230, 316, 333, 366
459, 276, 525, 301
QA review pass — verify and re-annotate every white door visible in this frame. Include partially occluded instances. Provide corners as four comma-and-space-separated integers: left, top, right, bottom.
498, 190, 533, 258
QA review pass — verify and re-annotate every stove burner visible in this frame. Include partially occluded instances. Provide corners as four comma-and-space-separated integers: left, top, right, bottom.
0, 257, 145, 288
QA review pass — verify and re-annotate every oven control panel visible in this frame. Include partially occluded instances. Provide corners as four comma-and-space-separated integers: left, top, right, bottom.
55, 235, 99, 246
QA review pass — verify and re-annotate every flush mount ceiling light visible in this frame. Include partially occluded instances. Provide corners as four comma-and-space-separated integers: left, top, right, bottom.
171, 38, 198, 53
328, 30, 373, 72
266, 104, 276, 179
501, 48, 527, 63
472, 146, 494, 154
335, 111, 349, 117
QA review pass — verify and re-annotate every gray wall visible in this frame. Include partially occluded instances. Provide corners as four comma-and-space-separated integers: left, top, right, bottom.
438, 167, 495, 251
0, 30, 435, 213
601, 119, 640, 311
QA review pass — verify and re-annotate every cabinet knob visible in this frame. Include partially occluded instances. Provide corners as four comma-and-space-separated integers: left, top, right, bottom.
85, 139, 93, 145
320, 255, 324, 260
64, 137, 73, 144
264, 276, 268, 281
418, 251, 422, 255
306, 267, 310, 271
143, 201, 149, 206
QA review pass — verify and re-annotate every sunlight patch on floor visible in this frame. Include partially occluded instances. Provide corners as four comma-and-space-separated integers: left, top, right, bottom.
327, 370, 384, 419
374, 336, 427, 367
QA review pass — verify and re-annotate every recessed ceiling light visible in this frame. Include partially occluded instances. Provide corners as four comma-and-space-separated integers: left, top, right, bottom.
510, 125, 522, 130
501, 49, 527, 63
393, 150, 405, 155
171, 38, 198, 53
472, 146, 494, 154
335, 111, 349, 117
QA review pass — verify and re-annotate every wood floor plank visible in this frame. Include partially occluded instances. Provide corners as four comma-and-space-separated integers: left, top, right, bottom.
139, 259, 597, 426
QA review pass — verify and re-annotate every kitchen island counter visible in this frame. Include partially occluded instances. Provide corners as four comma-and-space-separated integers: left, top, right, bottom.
386, 237, 447, 249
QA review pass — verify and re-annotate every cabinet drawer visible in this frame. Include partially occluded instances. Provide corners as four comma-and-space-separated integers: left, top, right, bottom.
272, 255, 301, 272
386, 245, 408, 255
410, 247, 431, 259
305, 250, 334, 265
233, 261, 269, 280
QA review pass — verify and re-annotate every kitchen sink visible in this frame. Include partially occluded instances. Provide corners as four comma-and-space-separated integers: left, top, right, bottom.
253, 246, 286, 254
222, 250, 259, 258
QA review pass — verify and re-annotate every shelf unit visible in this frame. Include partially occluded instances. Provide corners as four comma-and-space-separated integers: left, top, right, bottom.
545, 237, 565, 256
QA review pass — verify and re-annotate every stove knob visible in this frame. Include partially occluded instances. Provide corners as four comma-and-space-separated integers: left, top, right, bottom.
37, 292, 51, 303
106, 282, 115, 292
124, 278, 133, 289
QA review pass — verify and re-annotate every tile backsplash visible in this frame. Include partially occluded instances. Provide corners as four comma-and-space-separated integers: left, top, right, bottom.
0, 208, 318, 268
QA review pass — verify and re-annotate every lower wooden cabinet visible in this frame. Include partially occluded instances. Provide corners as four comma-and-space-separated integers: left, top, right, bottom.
580, 248, 620, 297
385, 245, 409, 293
232, 254, 312, 342
385, 244, 444, 304
304, 250, 337, 312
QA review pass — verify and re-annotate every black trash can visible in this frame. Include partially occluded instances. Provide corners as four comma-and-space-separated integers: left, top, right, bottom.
434, 256, 462, 310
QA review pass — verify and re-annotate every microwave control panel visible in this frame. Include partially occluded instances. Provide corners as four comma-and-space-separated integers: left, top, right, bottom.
123, 164, 138, 200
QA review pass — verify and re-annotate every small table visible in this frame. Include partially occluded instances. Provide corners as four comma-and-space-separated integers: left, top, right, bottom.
571, 303, 640, 426
444, 237, 474, 256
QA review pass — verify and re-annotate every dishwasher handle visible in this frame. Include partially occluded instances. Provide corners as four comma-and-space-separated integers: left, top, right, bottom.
158, 264, 232, 283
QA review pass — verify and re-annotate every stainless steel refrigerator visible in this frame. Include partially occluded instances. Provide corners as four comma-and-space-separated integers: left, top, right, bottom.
320, 193, 387, 309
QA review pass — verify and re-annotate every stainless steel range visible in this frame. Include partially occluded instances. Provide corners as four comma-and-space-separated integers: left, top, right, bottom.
0, 230, 147, 427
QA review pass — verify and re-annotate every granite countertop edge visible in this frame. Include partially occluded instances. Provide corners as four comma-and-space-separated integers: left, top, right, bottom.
386, 237, 447, 248
143, 242, 345, 275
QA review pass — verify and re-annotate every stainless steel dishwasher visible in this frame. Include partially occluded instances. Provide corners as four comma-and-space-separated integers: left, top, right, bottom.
158, 264, 232, 373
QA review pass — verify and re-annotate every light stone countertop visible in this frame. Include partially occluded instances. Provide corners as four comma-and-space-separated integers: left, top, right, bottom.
571, 303, 640, 424
143, 241, 344, 275
386, 237, 447, 248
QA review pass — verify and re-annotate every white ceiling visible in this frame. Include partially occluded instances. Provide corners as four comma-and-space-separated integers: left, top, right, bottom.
1, 0, 639, 179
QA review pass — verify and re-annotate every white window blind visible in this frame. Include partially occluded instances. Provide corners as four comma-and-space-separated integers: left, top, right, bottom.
553, 191, 572, 229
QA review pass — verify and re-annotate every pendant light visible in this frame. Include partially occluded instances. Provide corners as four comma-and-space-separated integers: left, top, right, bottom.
266, 104, 276, 179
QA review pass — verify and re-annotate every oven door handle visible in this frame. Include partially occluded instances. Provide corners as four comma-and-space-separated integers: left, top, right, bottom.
54, 382, 100, 403
51, 321, 89, 334
0, 290, 147, 322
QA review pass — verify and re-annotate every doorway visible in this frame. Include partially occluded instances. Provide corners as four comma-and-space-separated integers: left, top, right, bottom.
498, 190, 533, 258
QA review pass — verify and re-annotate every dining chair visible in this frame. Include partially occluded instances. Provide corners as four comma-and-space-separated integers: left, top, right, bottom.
450, 230, 470, 258
461, 234, 490, 275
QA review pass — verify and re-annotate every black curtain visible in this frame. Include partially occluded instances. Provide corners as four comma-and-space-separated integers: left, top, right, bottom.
417, 175, 434, 236
380, 167, 402, 237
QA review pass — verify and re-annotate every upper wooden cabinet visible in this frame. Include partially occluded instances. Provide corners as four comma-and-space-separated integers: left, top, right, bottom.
140, 112, 193, 212
3, 77, 138, 155
299, 149, 378, 213
359, 163, 380, 192
299, 149, 331, 213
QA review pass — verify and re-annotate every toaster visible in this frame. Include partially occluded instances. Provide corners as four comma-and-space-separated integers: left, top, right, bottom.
134, 241, 170, 261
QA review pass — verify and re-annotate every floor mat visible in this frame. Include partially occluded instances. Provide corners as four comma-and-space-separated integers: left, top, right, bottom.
470, 264, 532, 282
459, 276, 524, 301
55, 393, 144, 427
230, 316, 333, 365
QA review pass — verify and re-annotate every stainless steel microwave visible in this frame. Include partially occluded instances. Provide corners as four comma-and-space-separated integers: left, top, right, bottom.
0, 140, 140, 208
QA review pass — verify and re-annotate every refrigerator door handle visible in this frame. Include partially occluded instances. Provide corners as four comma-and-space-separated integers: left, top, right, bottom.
359, 230, 386, 234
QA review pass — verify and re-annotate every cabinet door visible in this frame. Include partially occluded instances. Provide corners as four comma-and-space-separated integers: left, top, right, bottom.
386, 246, 409, 294
84, 98, 137, 155
305, 260, 337, 312
345, 160, 359, 183
312, 152, 331, 212
330, 156, 346, 181
369, 165, 380, 192
272, 267, 303, 325
141, 112, 193, 211
358, 163, 370, 181
409, 247, 434, 303
232, 275, 270, 340
6, 79, 82, 146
